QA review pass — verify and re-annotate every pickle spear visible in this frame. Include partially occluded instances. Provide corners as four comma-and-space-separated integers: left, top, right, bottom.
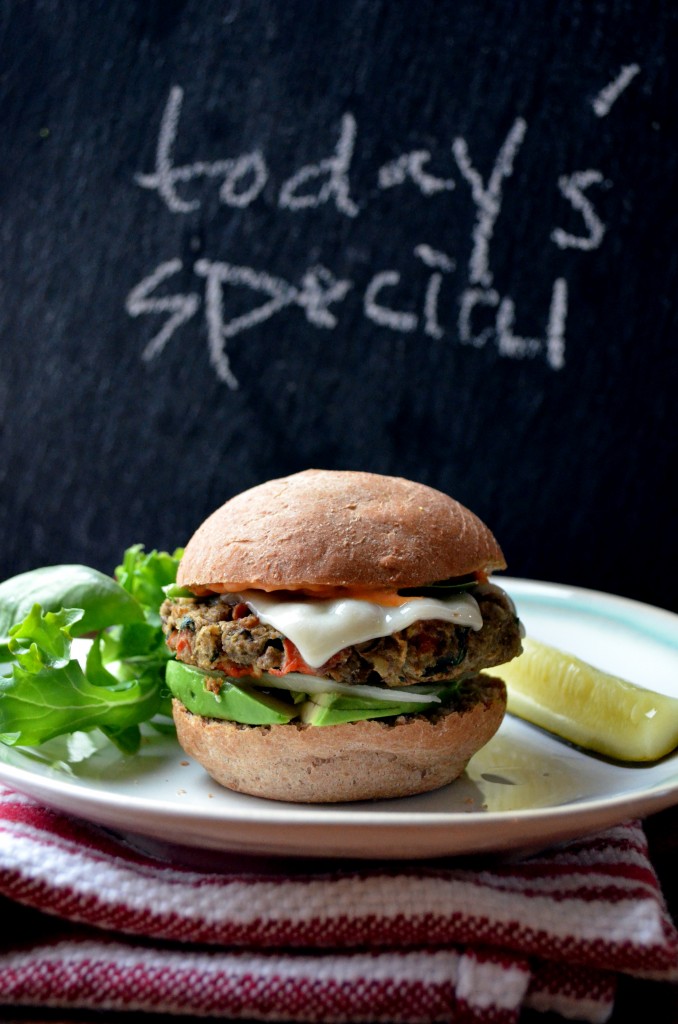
489, 636, 678, 762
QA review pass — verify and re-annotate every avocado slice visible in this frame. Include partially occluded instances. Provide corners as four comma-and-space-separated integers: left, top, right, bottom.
166, 661, 297, 725
166, 661, 463, 727
299, 691, 437, 726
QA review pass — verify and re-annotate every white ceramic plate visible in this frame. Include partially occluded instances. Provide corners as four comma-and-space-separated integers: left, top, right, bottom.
0, 578, 677, 863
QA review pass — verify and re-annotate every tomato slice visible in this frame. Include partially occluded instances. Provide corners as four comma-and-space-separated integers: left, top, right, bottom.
269, 637, 318, 677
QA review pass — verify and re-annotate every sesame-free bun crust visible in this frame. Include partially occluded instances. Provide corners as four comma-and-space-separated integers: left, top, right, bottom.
177, 469, 506, 591
171, 676, 506, 803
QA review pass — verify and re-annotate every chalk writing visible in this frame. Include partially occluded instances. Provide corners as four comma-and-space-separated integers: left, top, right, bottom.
128, 73, 639, 388
126, 258, 200, 360
458, 288, 500, 349
296, 266, 353, 328
194, 260, 352, 385
134, 86, 269, 213
278, 114, 359, 217
414, 245, 456, 340
364, 271, 418, 334
452, 118, 527, 288
551, 170, 607, 250
592, 64, 641, 117
456, 278, 567, 371
378, 151, 455, 196
496, 278, 568, 371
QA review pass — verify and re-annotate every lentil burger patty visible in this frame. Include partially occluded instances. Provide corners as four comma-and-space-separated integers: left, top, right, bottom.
160, 583, 522, 688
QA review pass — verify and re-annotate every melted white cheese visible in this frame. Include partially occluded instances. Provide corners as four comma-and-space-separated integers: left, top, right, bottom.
241, 590, 483, 668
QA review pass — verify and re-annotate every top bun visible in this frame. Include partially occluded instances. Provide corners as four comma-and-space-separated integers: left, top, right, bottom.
177, 469, 506, 591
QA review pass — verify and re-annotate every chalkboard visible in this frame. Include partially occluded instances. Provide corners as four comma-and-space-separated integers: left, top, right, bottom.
1, 0, 676, 612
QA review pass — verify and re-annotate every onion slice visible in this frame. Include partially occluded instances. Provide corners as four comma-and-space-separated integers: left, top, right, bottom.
250, 671, 441, 704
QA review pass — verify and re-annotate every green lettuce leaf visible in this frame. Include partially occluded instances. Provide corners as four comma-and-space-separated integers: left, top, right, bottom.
0, 565, 144, 661
0, 545, 182, 754
0, 657, 163, 748
8, 606, 84, 672
115, 545, 184, 626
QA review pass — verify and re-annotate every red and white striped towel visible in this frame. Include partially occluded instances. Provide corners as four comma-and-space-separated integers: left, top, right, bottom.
0, 784, 676, 1023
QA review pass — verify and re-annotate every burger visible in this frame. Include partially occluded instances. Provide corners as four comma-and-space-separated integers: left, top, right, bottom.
160, 470, 522, 802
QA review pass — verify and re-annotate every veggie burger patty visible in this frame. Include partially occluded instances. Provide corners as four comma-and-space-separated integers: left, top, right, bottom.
160, 583, 521, 689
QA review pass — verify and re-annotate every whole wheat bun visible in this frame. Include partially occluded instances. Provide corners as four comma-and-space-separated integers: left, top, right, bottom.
177, 469, 505, 590
172, 676, 506, 803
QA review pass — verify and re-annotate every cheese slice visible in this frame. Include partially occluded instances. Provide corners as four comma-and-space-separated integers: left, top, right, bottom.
241, 590, 483, 668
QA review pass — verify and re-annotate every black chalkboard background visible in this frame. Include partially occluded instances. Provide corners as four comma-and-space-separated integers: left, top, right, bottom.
1, 0, 676, 612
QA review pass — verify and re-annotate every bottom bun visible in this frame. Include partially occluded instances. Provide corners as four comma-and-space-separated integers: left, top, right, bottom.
172, 676, 507, 803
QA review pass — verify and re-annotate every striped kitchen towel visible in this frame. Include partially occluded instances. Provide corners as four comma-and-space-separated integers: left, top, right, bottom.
0, 785, 676, 1023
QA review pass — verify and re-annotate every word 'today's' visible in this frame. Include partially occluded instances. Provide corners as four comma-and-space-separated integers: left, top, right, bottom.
127, 73, 638, 389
